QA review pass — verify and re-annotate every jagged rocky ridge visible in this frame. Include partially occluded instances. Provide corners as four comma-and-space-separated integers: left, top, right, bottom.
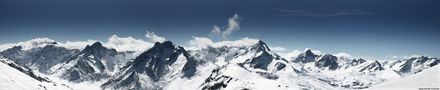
101, 41, 198, 90
0, 40, 438, 90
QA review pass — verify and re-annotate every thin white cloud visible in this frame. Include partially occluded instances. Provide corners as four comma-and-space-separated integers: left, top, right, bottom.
281, 48, 355, 60
334, 52, 352, 59
145, 31, 166, 43
281, 50, 302, 59
270, 46, 287, 52
223, 14, 240, 37
58, 40, 97, 49
188, 37, 215, 49
188, 36, 259, 50
104, 34, 154, 53
209, 14, 240, 40
0, 43, 15, 51
0, 38, 56, 51
381, 54, 433, 60
0, 32, 165, 54
209, 26, 222, 36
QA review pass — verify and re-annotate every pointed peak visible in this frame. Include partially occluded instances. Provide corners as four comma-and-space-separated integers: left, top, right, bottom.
357, 58, 366, 61
257, 40, 266, 45
90, 42, 103, 47
12, 46, 23, 50
373, 60, 382, 65
252, 40, 271, 52
253, 40, 268, 47
3, 46, 23, 52
321, 54, 335, 58
152, 41, 176, 49
42, 44, 57, 48
304, 48, 312, 52
162, 41, 174, 46
50, 42, 58, 45
304, 48, 315, 56
318, 54, 338, 61
83, 42, 107, 51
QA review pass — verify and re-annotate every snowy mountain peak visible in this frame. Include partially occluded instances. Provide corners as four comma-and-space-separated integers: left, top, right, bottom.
0, 46, 24, 60
293, 49, 317, 63
253, 40, 271, 51
50, 42, 125, 82
9, 46, 23, 50
88, 42, 104, 48
131, 40, 197, 81
155, 41, 175, 48
83, 42, 109, 52
0, 46, 24, 57
304, 49, 315, 55
315, 54, 339, 70
80, 42, 117, 59
391, 56, 439, 76
359, 60, 384, 73
102, 41, 198, 89
350, 58, 367, 66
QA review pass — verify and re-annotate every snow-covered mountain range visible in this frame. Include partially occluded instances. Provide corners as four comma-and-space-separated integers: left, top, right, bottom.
0, 38, 438, 90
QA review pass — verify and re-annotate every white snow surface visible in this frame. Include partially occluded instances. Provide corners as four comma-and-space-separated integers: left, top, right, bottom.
0, 58, 71, 90
369, 65, 440, 90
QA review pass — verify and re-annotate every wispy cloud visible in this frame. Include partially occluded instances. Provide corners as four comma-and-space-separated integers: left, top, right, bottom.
187, 37, 259, 50
145, 31, 166, 43
279, 9, 372, 17
209, 14, 240, 40
334, 52, 352, 59
105, 34, 154, 53
270, 46, 287, 52
0, 31, 167, 55
0, 38, 57, 51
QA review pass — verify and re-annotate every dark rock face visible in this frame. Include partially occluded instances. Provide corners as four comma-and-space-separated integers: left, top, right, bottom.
294, 49, 317, 63
102, 41, 198, 90
251, 40, 272, 52
201, 67, 234, 90
182, 57, 198, 78
81, 42, 117, 60
31, 45, 79, 73
132, 41, 181, 81
132, 41, 197, 81
315, 54, 339, 70
275, 62, 286, 70
398, 56, 439, 74
359, 61, 384, 72
399, 58, 415, 73
350, 59, 367, 66
60, 42, 118, 82
0, 46, 25, 63
0, 45, 79, 74
249, 51, 274, 70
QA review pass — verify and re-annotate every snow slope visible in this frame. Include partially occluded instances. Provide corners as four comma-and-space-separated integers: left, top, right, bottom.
0, 58, 71, 90
369, 65, 440, 90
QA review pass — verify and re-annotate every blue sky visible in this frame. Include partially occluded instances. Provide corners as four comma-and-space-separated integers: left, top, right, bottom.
0, 0, 439, 59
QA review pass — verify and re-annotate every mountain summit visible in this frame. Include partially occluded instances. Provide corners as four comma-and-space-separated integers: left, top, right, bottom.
102, 41, 198, 90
